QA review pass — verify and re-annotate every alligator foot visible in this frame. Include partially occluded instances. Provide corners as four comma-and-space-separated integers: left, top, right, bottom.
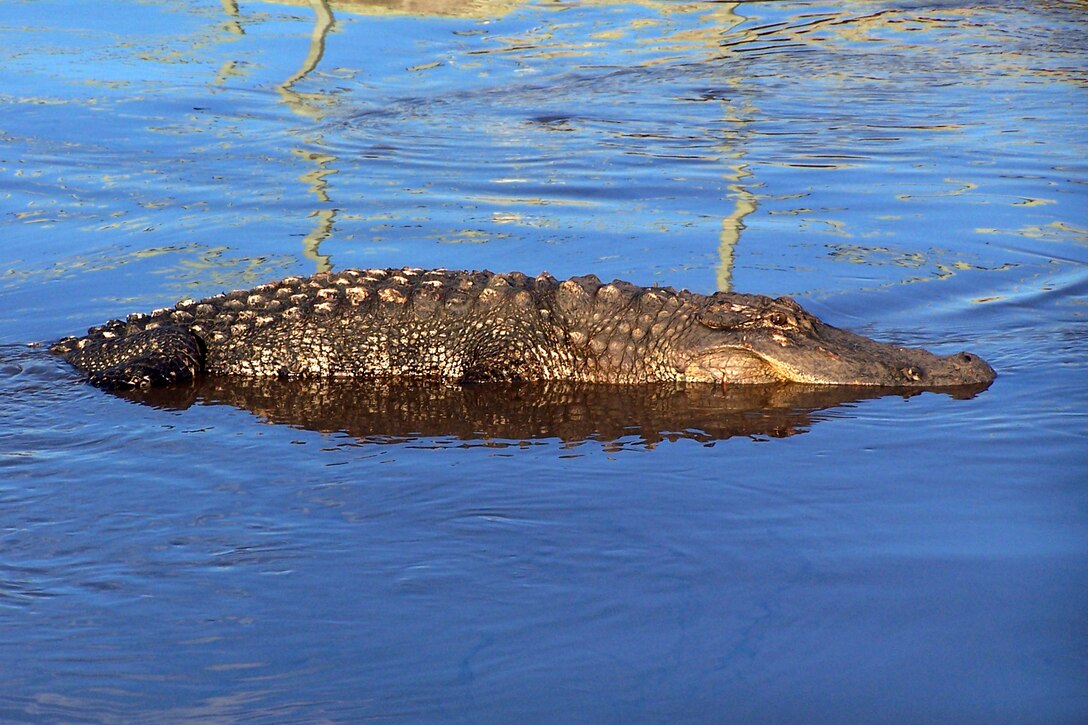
51, 326, 204, 390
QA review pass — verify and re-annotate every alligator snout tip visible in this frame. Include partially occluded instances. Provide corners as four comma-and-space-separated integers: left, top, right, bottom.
955, 350, 997, 384
921, 349, 995, 391
888, 350, 995, 396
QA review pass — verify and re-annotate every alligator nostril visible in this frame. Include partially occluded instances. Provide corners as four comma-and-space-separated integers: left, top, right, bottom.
961, 353, 974, 363
901, 366, 923, 382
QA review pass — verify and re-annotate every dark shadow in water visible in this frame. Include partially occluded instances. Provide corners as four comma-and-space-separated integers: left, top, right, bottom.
118, 378, 991, 448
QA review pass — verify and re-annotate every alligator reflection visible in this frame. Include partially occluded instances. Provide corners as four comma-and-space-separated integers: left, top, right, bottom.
121, 379, 990, 448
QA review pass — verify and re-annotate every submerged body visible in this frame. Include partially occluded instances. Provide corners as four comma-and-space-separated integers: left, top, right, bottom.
51, 267, 995, 390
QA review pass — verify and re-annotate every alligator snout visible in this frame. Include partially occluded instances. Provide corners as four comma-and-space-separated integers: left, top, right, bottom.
904, 350, 996, 387
898, 352, 994, 386
941, 350, 997, 386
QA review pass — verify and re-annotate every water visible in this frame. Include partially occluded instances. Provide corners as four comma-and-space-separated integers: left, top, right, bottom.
1, 0, 1086, 721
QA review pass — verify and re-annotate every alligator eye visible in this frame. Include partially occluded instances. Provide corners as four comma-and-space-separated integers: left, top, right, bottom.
769, 312, 788, 327
901, 366, 923, 382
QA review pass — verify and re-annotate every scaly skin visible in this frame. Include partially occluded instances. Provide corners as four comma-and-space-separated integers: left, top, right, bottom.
50, 267, 996, 390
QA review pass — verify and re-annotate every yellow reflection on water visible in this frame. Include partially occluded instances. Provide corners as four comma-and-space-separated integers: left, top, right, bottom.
118, 0, 1084, 283
276, 0, 337, 119
4, 244, 297, 293
272, 0, 522, 19
220, 0, 244, 35
977, 221, 1088, 246
826, 243, 1020, 290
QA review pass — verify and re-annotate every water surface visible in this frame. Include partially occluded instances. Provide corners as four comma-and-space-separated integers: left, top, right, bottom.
1, 0, 1086, 721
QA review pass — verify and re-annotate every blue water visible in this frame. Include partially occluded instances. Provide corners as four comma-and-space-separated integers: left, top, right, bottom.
1, 0, 1086, 721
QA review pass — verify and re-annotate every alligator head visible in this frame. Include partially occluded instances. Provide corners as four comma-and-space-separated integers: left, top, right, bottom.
677, 293, 996, 388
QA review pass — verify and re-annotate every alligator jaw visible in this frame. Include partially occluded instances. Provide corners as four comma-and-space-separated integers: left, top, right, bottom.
683, 346, 783, 385
685, 322, 995, 389
740, 322, 997, 388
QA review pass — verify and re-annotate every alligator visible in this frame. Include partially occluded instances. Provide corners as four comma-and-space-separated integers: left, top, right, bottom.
50, 267, 996, 391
